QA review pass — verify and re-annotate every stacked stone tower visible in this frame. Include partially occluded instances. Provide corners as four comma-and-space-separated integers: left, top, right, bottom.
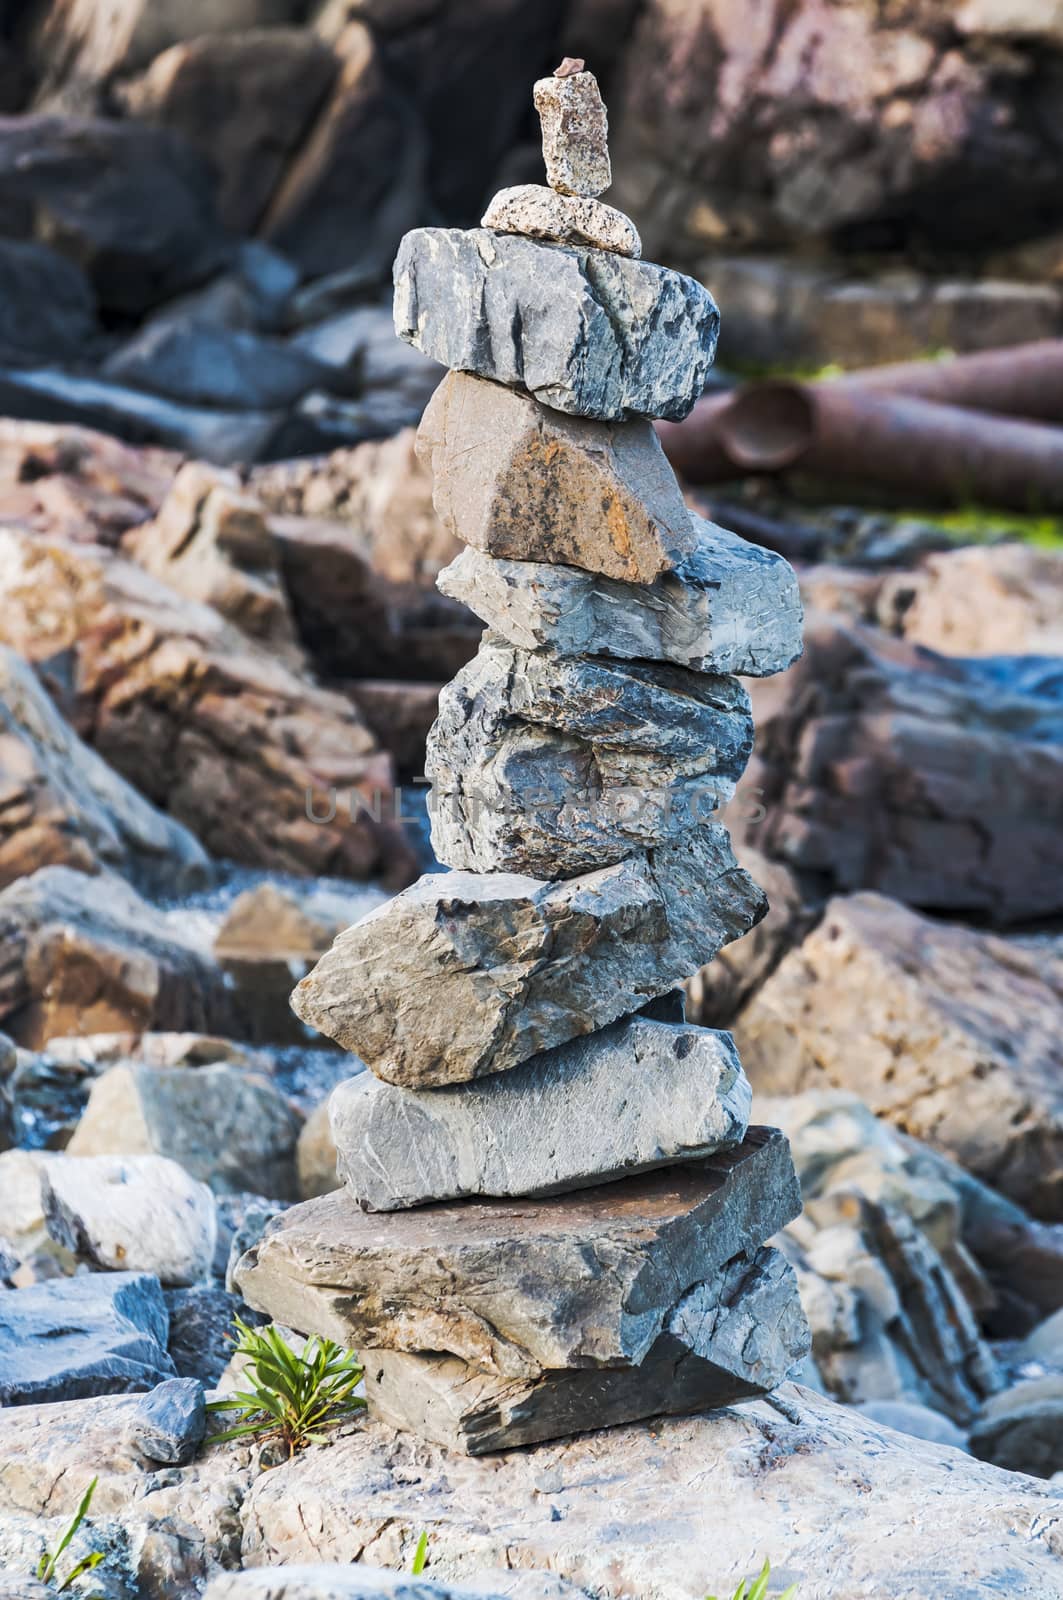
236, 63, 811, 1455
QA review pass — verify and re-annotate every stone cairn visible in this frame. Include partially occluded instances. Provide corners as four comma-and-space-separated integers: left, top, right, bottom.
236, 62, 811, 1455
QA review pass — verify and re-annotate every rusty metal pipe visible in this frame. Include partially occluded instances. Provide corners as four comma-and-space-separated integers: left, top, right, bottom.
835, 338, 1063, 422
661, 380, 1063, 510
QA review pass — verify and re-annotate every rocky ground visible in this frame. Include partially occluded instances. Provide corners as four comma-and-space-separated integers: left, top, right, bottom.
0, 1, 1062, 1597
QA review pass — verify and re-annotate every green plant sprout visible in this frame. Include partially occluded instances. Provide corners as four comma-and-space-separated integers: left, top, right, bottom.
36, 1475, 106, 1593
707, 1558, 799, 1600
411, 1531, 430, 1574
207, 1317, 366, 1459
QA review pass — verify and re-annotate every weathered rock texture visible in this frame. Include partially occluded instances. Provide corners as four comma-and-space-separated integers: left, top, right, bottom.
417, 371, 695, 582
0, 644, 208, 895
533, 68, 611, 197
291, 828, 766, 1085
736, 894, 1063, 1220
739, 615, 1063, 923
0, 525, 414, 882
329, 1015, 750, 1210
68, 1058, 303, 1198
0, 865, 234, 1047
235, 1129, 802, 1378
437, 513, 803, 677
362, 1245, 809, 1453
2, 1147, 217, 1285
0, 1271, 175, 1405
426, 638, 752, 875
875, 542, 1063, 658
393, 229, 719, 423
483, 185, 640, 258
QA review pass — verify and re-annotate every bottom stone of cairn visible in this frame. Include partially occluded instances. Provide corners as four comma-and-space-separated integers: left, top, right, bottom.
361, 1245, 809, 1454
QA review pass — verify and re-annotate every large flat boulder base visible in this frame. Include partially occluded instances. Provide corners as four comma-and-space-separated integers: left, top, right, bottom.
235, 1130, 801, 1382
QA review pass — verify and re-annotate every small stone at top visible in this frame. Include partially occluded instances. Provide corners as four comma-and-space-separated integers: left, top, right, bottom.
534, 66, 611, 198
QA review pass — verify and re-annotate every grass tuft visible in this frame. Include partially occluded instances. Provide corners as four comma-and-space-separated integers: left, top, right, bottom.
206, 1317, 366, 1460
707, 1558, 799, 1600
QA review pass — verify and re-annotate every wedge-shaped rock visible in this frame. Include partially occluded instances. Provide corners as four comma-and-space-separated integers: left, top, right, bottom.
426, 637, 753, 875
361, 1245, 809, 1452
438, 514, 803, 677
533, 67, 612, 198
235, 1128, 801, 1378
394, 229, 719, 424
483, 184, 641, 258
330, 1015, 750, 1210
417, 372, 695, 582
290, 827, 766, 1086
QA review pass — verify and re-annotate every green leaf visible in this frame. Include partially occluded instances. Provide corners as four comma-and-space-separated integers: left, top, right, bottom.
411, 1531, 429, 1575
57, 1550, 106, 1592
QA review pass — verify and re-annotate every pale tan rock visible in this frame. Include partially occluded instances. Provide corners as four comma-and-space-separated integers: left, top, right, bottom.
875, 542, 1063, 656
416, 371, 695, 582
735, 893, 1063, 1220
533, 68, 611, 197
482, 184, 640, 257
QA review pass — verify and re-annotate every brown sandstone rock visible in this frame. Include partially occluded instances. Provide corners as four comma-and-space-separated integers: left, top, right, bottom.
0, 525, 415, 883
735, 893, 1063, 1220
416, 371, 696, 582
0, 645, 208, 895
0, 419, 178, 547
0, 865, 235, 1048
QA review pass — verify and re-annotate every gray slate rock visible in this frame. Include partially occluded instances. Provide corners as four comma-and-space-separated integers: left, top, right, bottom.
393, 228, 719, 423
362, 1244, 810, 1453
0, 1271, 175, 1404
234, 1127, 802, 1379
165, 1285, 248, 1385
126, 1375, 206, 1464
330, 1015, 750, 1210
426, 635, 752, 875
969, 1375, 1063, 1478
0, 238, 98, 366
437, 513, 804, 678
290, 827, 767, 1087
103, 322, 334, 411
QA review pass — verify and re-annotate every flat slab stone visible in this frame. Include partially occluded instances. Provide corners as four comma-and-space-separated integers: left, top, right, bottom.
393, 228, 719, 423
361, 1245, 809, 1453
329, 1014, 750, 1210
533, 68, 611, 197
290, 827, 766, 1087
483, 185, 641, 258
426, 636, 752, 875
437, 513, 804, 677
0, 1271, 175, 1404
234, 1127, 802, 1378
416, 371, 696, 583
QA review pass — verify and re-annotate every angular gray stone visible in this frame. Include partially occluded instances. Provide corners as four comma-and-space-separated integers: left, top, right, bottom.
68, 1059, 304, 1199
425, 635, 752, 875
330, 1014, 750, 1210
416, 371, 696, 583
290, 827, 767, 1087
393, 228, 719, 423
125, 1375, 206, 1464
437, 514, 804, 678
482, 185, 640, 258
533, 68, 611, 197
361, 1245, 809, 1453
234, 1127, 802, 1379
164, 1285, 247, 1385
0, 1271, 175, 1404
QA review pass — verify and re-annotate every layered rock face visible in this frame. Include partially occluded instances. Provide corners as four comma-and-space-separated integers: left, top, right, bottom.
238, 65, 808, 1454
